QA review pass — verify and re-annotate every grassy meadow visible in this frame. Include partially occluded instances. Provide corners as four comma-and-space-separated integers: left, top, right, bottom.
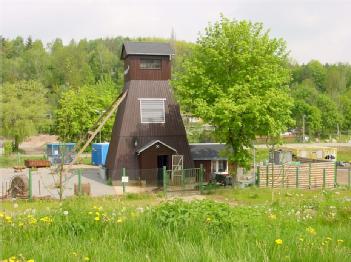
1, 187, 351, 262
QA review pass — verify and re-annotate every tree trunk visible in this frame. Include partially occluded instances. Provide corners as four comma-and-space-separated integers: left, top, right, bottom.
231, 162, 238, 183
14, 136, 20, 152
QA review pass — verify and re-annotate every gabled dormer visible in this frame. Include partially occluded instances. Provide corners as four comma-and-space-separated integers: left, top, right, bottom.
121, 42, 173, 81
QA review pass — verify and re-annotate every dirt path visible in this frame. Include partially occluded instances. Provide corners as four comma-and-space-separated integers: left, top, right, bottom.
19, 135, 58, 155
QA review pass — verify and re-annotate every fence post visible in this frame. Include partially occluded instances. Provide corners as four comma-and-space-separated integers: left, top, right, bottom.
256, 166, 260, 186
28, 168, 32, 200
334, 162, 337, 188
266, 165, 269, 187
163, 166, 167, 195
181, 168, 185, 191
122, 168, 126, 194
348, 168, 350, 190
295, 167, 299, 189
199, 164, 204, 194
78, 169, 82, 196
308, 163, 311, 189
323, 168, 326, 188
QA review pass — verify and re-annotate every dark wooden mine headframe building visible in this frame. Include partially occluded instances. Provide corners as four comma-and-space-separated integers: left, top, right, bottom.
105, 42, 193, 184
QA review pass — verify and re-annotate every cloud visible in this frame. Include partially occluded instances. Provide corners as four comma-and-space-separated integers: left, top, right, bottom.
1, 0, 350, 63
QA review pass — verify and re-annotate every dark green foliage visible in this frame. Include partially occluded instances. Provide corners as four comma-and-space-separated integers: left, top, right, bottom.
291, 62, 351, 137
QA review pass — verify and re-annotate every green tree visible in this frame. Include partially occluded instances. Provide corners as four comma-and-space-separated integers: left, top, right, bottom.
340, 91, 351, 129
173, 16, 293, 175
55, 78, 120, 142
0, 80, 50, 150
291, 81, 322, 137
316, 94, 342, 136
305, 60, 327, 91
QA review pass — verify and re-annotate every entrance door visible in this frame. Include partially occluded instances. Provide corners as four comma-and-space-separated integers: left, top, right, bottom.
157, 155, 169, 186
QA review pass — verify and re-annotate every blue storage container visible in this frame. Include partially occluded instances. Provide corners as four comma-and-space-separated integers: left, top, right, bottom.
92, 143, 109, 166
46, 143, 76, 164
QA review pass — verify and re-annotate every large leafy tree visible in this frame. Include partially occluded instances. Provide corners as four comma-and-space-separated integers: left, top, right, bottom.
55, 78, 119, 142
0, 80, 50, 150
173, 16, 293, 175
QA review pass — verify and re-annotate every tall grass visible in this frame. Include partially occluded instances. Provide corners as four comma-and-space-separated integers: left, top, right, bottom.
1, 189, 350, 261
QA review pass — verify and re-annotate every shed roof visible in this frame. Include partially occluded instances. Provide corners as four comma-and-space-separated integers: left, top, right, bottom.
121, 42, 173, 59
190, 143, 227, 160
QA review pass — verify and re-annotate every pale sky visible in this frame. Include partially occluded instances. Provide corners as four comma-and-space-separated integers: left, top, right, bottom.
1, 0, 350, 64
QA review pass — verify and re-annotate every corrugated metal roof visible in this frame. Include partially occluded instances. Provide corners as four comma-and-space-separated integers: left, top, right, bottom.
190, 143, 227, 160
121, 42, 173, 58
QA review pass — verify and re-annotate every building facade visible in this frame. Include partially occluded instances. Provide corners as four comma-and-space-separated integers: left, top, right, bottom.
105, 42, 193, 185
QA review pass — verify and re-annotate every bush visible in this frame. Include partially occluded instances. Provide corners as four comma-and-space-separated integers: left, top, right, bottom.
4, 141, 14, 155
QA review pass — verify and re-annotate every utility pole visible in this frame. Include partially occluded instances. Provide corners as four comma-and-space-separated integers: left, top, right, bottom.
337, 123, 340, 142
253, 147, 256, 182
302, 115, 305, 143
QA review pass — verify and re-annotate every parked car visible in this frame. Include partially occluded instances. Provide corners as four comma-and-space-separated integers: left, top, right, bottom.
336, 161, 346, 167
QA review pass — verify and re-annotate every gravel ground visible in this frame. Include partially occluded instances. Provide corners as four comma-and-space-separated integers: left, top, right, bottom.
1, 166, 117, 199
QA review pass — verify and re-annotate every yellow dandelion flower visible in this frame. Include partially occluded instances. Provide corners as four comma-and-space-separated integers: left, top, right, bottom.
206, 217, 212, 222
27, 259, 35, 262
5, 216, 12, 221
95, 211, 100, 216
337, 239, 344, 244
88, 211, 93, 215
29, 218, 37, 224
84, 256, 90, 261
306, 226, 316, 235
269, 214, 277, 220
0, 212, 4, 218
117, 218, 123, 223
93, 205, 97, 209
275, 239, 283, 245
40, 216, 52, 223
94, 216, 100, 221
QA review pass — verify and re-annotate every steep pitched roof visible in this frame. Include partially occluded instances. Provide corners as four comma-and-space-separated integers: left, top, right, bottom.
190, 143, 227, 160
121, 42, 173, 59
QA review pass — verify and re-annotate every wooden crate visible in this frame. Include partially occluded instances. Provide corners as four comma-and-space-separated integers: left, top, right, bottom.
24, 160, 51, 168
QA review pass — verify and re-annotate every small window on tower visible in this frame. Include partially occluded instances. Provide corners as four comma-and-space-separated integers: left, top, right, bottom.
140, 59, 161, 69
139, 98, 166, 123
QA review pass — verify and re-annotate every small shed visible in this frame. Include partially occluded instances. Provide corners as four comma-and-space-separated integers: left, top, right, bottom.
190, 143, 229, 181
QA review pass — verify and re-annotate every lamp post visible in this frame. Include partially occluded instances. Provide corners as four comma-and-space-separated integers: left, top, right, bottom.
302, 114, 305, 143
94, 109, 106, 143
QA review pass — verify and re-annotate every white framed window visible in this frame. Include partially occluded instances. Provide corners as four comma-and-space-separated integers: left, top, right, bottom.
211, 160, 228, 173
140, 59, 161, 69
139, 98, 166, 123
